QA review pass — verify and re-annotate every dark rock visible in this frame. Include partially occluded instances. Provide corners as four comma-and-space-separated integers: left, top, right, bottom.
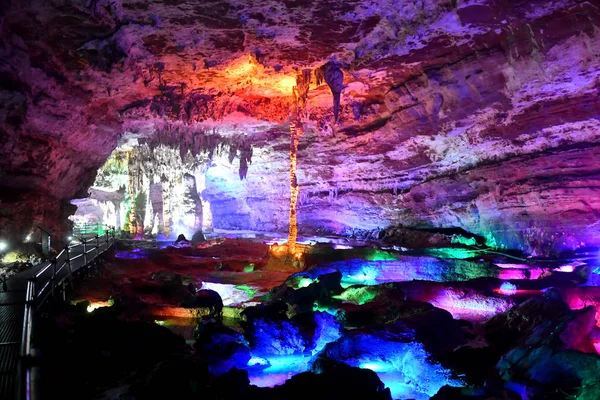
130, 358, 210, 400
194, 321, 251, 374
280, 361, 391, 400
192, 230, 206, 243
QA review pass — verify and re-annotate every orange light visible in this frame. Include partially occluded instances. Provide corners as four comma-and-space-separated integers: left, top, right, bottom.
221, 54, 296, 96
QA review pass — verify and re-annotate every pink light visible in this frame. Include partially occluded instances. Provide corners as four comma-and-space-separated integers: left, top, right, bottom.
554, 264, 575, 273
495, 263, 530, 269
558, 287, 600, 327
529, 268, 544, 280
498, 269, 527, 280
430, 291, 514, 322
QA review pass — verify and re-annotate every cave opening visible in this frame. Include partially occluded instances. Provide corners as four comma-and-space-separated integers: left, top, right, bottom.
2, 1, 600, 400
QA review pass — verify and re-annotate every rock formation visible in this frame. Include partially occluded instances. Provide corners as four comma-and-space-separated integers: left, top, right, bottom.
0, 0, 599, 254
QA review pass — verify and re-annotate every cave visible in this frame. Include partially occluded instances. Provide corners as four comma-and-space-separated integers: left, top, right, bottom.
1, 1, 600, 399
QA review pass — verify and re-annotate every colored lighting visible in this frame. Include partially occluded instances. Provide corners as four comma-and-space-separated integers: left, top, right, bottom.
425, 248, 481, 259
201, 282, 256, 306
234, 285, 258, 299
0, 241, 7, 252
335, 334, 461, 400
431, 291, 514, 321
363, 249, 398, 261
498, 269, 527, 280
298, 277, 313, 288
114, 249, 148, 259
248, 356, 269, 367
554, 264, 576, 273
450, 235, 478, 246
497, 282, 518, 295
343, 266, 379, 286
86, 301, 110, 313
334, 244, 353, 250
333, 287, 378, 305
359, 361, 389, 372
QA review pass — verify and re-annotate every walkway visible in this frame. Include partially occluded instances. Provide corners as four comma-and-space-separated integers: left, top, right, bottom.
0, 233, 114, 400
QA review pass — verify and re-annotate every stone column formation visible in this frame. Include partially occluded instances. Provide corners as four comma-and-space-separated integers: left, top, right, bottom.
288, 69, 312, 254
118, 144, 206, 238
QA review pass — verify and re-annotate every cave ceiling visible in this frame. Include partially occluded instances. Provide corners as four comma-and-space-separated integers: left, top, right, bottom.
1, 0, 600, 254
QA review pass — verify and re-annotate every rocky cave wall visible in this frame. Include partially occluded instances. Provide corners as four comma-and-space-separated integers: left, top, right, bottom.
1, 0, 599, 254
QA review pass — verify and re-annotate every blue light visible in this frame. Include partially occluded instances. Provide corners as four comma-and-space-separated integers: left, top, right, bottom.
240, 312, 343, 387
248, 356, 269, 367
247, 354, 313, 387
324, 332, 461, 400
498, 281, 518, 295
114, 248, 148, 259
342, 264, 380, 287
359, 361, 389, 372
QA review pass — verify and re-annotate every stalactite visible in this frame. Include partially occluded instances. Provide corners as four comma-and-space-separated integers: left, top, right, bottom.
316, 62, 344, 123
149, 124, 252, 181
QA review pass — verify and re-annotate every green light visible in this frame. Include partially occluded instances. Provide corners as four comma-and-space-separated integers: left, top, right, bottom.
243, 264, 255, 272
298, 277, 313, 288
339, 287, 378, 305
450, 235, 478, 246
424, 248, 481, 259
484, 232, 504, 249
235, 285, 258, 298
312, 302, 338, 316
364, 249, 397, 261
286, 276, 315, 289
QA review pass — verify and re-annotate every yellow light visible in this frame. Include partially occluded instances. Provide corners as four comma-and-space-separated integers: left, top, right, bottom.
225, 55, 257, 78
220, 54, 297, 96
276, 76, 297, 94
86, 301, 111, 313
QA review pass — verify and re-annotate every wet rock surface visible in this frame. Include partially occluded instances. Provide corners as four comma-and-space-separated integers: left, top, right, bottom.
34, 239, 600, 399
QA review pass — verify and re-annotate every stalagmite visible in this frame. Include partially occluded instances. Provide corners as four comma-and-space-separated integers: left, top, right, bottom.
182, 173, 203, 233
287, 69, 311, 254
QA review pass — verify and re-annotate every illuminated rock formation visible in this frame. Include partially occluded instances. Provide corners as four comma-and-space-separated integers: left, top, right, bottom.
0, 0, 599, 254
287, 70, 311, 254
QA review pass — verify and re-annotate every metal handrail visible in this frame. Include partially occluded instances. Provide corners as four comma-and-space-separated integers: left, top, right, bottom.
18, 229, 116, 400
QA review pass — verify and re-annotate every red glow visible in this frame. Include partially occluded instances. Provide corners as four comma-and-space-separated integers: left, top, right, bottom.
492, 288, 544, 296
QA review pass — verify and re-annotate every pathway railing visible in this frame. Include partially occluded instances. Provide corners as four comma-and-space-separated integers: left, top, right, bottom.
18, 229, 116, 400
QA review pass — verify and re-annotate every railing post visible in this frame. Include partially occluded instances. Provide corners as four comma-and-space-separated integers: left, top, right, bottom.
96, 235, 100, 258
51, 259, 57, 299
65, 245, 73, 289
83, 238, 87, 265
18, 278, 37, 400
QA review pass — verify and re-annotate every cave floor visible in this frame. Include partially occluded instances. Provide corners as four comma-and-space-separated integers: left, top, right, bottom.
39, 237, 600, 400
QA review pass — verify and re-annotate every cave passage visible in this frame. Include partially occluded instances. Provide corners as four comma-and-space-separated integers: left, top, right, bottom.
2, 1, 600, 400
